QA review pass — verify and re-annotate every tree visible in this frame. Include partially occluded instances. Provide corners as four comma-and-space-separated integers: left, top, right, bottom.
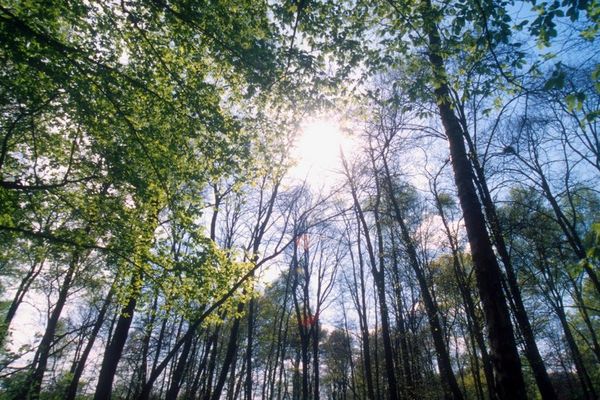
1, 1, 597, 399
502, 187, 600, 399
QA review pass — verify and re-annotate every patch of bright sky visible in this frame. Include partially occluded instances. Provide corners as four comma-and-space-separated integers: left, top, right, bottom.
255, 115, 358, 288
287, 116, 358, 190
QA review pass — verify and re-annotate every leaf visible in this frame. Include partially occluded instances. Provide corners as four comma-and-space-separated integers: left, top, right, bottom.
565, 93, 585, 111
544, 68, 566, 90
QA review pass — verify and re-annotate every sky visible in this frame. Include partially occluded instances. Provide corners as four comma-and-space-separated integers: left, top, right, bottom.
287, 117, 358, 190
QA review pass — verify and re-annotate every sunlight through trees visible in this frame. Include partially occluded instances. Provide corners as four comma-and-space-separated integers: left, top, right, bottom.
0, 0, 598, 399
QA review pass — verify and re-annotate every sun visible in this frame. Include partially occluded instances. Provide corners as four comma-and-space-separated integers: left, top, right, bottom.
289, 118, 356, 187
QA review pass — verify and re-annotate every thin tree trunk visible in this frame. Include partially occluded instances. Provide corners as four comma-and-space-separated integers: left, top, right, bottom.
245, 296, 256, 400
26, 252, 80, 400
65, 286, 115, 400
382, 154, 463, 400
343, 158, 399, 400
189, 330, 215, 399
554, 304, 597, 400
354, 218, 376, 400
312, 317, 320, 400
387, 231, 414, 397
4, 255, 46, 329
568, 275, 600, 362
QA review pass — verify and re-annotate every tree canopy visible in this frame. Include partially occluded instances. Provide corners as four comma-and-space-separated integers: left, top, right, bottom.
0, 0, 598, 399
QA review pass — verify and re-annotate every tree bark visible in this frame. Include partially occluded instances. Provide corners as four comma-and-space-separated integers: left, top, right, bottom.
432, 183, 496, 400
353, 217, 377, 400
210, 303, 244, 400
93, 276, 139, 400
464, 125, 558, 400
382, 151, 464, 400
554, 303, 597, 400
4, 255, 46, 329
165, 329, 194, 400
65, 286, 114, 400
419, 1, 528, 397
26, 253, 80, 400
343, 160, 399, 400
245, 297, 256, 400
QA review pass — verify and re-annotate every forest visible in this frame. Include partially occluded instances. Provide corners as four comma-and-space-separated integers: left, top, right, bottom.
0, 0, 598, 399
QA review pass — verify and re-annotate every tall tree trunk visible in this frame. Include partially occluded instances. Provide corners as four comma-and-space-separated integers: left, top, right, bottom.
382, 153, 463, 400
568, 275, 600, 362
292, 267, 310, 400
189, 330, 215, 399
132, 292, 160, 399
26, 252, 80, 400
4, 255, 46, 330
93, 275, 139, 400
210, 303, 244, 400
344, 162, 399, 400
203, 325, 222, 398
165, 328, 194, 400
419, 1, 527, 397
268, 271, 292, 400
353, 218, 376, 400
244, 296, 256, 400
65, 286, 114, 400
554, 303, 597, 400
388, 231, 415, 396
432, 180, 497, 400
463, 122, 558, 400
312, 317, 320, 400
390, 264, 414, 396
371, 287, 382, 400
